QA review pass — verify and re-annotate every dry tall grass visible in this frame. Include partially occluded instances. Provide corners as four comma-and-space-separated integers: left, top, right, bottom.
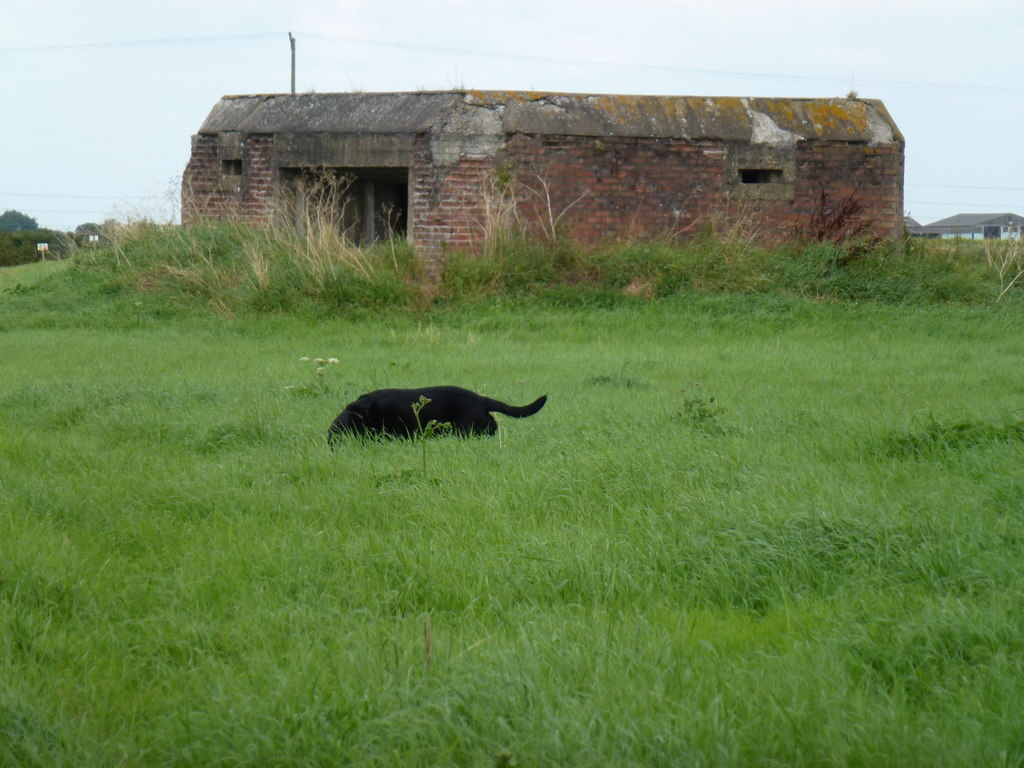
79, 173, 417, 312
984, 237, 1024, 301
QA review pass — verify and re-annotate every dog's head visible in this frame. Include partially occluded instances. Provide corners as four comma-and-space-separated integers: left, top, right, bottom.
327, 403, 372, 446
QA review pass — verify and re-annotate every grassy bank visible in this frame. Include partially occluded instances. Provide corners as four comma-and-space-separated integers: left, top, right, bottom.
59, 219, 1023, 315
2, 230, 1024, 765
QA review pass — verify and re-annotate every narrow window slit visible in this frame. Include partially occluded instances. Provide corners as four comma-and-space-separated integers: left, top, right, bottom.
739, 168, 783, 184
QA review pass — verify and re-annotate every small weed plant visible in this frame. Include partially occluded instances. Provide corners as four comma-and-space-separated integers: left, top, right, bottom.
411, 395, 452, 476
286, 355, 340, 396
675, 384, 726, 433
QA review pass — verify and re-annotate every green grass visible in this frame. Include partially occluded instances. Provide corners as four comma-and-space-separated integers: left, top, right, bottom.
0, 260, 70, 292
2, 239, 1024, 765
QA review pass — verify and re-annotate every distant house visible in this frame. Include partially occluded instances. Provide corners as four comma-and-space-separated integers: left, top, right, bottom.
904, 215, 932, 237
182, 90, 905, 263
920, 212, 1024, 240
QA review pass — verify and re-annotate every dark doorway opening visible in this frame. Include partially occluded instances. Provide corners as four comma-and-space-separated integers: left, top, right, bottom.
280, 167, 408, 244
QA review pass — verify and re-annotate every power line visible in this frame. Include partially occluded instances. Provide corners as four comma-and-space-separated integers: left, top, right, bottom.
1, 31, 1020, 96
0, 192, 162, 200
907, 183, 1024, 192
0, 33, 279, 55
907, 200, 1024, 210
300, 33, 1024, 95
16, 209, 121, 215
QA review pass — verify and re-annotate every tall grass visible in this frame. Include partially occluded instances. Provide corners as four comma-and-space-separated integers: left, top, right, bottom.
72, 217, 425, 315
2, 265, 1024, 765
984, 236, 1024, 300
60, 212, 1015, 318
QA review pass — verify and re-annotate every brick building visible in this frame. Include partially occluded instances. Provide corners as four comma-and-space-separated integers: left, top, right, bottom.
182, 90, 904, 261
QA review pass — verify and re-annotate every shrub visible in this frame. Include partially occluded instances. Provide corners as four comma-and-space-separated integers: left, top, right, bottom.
0, 229, 71, 267
793, 190, 884, 263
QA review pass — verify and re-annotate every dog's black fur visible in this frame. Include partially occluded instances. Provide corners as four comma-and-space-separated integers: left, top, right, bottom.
328, 385, 547, 444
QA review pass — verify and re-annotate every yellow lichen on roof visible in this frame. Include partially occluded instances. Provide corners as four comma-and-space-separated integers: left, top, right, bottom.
757, 99, 798, 124
586, 94, 659, 128
801, 101, 871, 137
710, 96, 747, 115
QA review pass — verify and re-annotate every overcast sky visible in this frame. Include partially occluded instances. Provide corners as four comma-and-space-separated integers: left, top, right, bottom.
3, 0, 1022, 232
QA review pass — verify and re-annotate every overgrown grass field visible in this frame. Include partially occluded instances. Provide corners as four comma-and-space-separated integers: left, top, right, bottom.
2, 227, 1024, 766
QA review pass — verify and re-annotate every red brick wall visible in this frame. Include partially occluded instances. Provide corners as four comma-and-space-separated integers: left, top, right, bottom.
501, 134, 726, 244
794, 142, 904, 239
186, 130, 903, 256
241, 135, 275, 226
410, 134, 498, 261
181, 134, 275, 227
406, 133, 903, 257
181, 134, 226, 224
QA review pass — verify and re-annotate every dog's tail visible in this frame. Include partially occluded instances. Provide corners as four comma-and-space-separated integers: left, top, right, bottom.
484, 394, 547, 418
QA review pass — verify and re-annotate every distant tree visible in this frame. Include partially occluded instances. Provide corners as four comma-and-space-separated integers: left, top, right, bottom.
74, 221, 103, 246
75, 222, 101, 237
0, 209, 39, 232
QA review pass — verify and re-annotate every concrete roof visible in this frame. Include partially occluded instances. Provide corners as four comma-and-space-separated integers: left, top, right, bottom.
198, 90, 903, 145
199, 91, 462, 134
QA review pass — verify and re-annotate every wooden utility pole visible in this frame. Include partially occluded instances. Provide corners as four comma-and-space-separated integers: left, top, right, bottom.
289, 33, 296, 94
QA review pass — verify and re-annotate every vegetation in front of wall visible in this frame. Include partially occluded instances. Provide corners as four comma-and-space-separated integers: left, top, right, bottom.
71, 218, 428, 314
443, 230, 1003, 306
39, 211, 1018, 316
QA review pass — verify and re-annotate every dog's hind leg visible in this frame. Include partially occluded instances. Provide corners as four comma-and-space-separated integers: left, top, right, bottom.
457, 413, 498, 436
470, 414, 498, 435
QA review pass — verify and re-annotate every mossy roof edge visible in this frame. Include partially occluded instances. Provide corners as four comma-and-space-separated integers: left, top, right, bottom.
197, 90, 903, 144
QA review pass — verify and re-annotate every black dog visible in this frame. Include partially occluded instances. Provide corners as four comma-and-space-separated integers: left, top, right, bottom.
328, 385, 547, 443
